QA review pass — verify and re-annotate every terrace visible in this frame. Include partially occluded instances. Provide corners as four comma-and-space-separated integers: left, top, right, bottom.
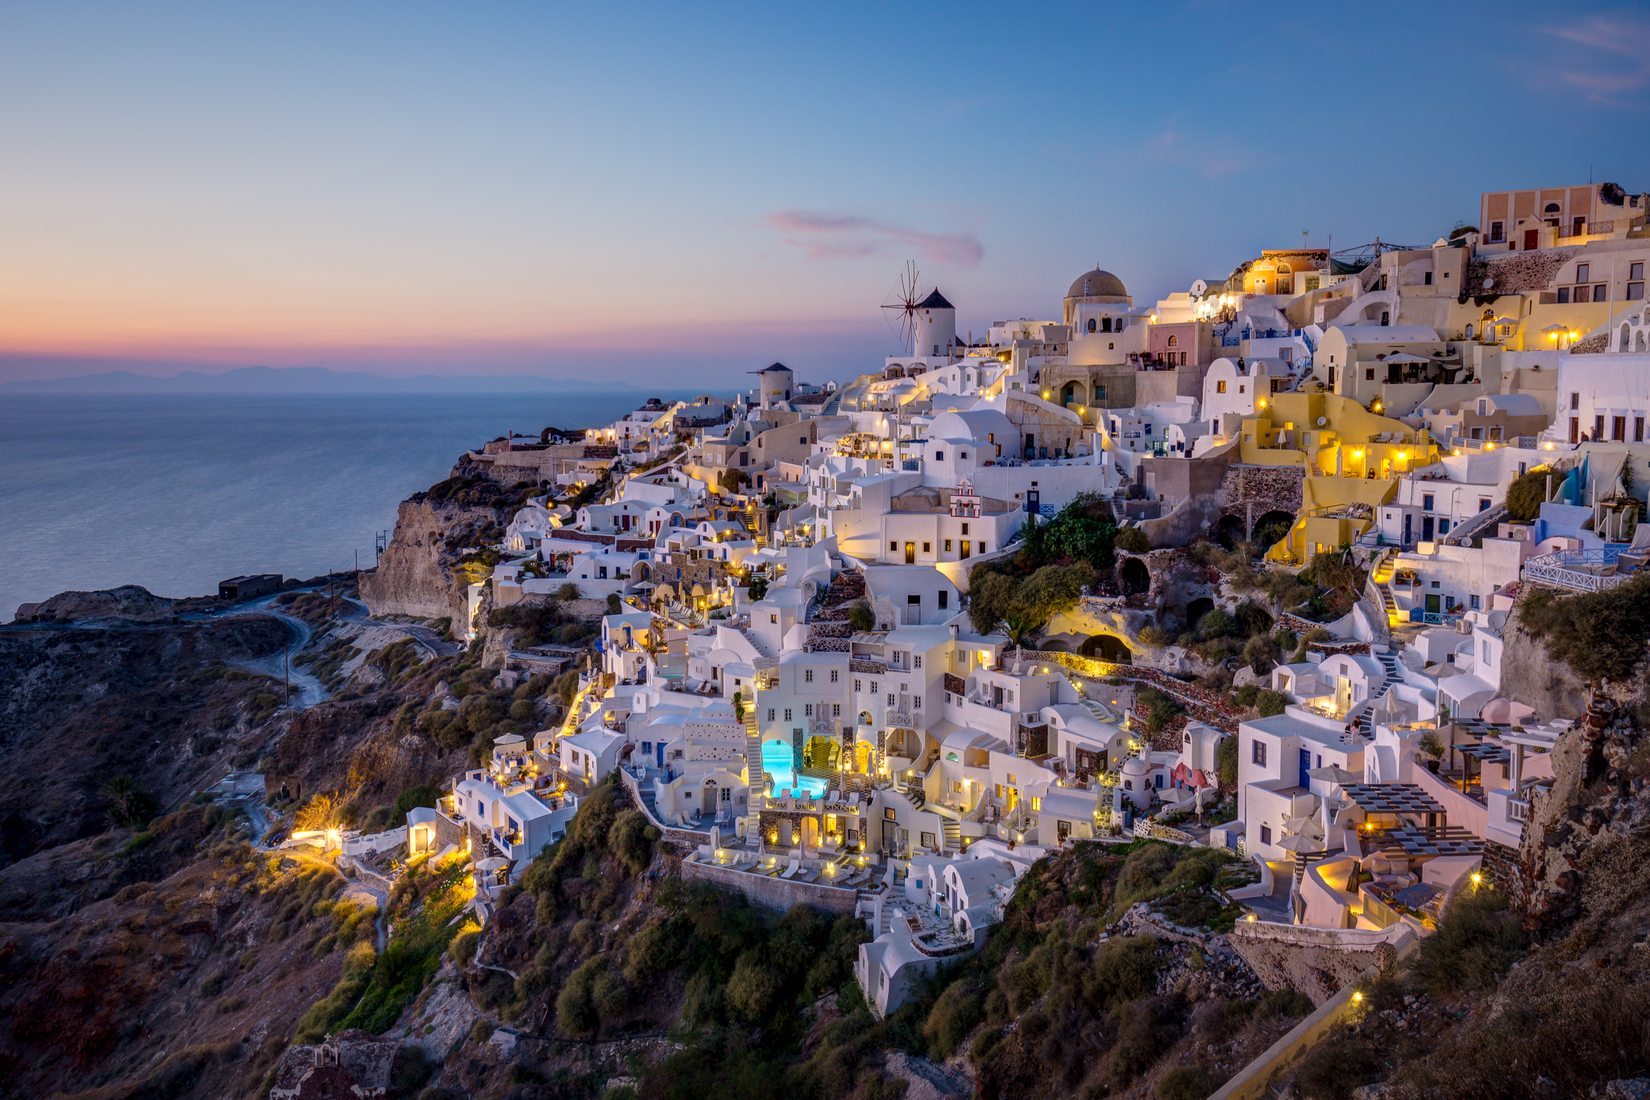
1521, 545, 1646, 593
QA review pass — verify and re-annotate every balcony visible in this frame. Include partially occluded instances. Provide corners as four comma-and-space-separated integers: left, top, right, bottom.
1522, 547, 1638, 593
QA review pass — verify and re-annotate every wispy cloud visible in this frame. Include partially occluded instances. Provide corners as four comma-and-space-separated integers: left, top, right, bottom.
1142, 126, 1250, 179
1546, 12, 1650, 105
766, 210, 984, 266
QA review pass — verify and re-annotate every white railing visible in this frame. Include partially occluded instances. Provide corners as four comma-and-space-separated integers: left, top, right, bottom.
1522, 549, 1633, 593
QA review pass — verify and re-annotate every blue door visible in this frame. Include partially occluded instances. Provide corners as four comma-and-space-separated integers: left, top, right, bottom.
657, 743, 666, 768
1298, 748, 1311, 790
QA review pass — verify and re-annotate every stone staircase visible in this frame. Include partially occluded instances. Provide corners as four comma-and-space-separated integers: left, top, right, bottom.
1355, 648, 1406, 737
940, 819, 962, 853
743, 707, 765, 807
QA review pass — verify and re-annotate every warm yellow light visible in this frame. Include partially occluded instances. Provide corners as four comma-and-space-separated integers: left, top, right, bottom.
1245, 913, 1258, 922
1452, 447, 1463, 457
1352, 990, 1364, 1004
1471, 871, 1483, 886
1256, 398, 1268, 410
1042, 390, 1051, 400
1351, 448, 1364, 459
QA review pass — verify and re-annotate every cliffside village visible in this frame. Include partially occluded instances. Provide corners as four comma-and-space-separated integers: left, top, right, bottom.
399, 181, 1650, 1018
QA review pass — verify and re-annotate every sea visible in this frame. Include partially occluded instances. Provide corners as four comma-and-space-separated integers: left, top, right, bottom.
0, 391, 678, 620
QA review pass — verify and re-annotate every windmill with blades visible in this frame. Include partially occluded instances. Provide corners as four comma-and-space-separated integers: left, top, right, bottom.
881, 260, 956, 362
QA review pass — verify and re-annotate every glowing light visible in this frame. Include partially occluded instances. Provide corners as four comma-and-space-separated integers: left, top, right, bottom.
1256, 398, 1268, 410
1471, 871, 1483, 887
1246, 913, 1258, 922
1352, 990, 1364, 1004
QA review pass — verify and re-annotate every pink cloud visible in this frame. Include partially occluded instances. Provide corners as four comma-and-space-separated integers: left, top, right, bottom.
766, 210, 984, 266
1546, 13, 1650, 105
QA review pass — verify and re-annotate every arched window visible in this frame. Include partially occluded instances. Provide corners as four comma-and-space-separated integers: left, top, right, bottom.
1637, 332, 1647, 352
1464, 323, 1474, 340
1167, 334, 1179, 348
1087, 318, 1097, 334
1624, 323, 1633, 352
1543, 202, 1560, 213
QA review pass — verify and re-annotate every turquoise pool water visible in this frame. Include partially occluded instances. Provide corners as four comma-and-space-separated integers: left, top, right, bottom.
762, 739, 827, 799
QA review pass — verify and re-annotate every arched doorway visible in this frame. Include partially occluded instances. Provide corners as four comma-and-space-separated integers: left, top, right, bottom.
1251, 510, 1295, 549
1119, 557, 1150, 597
1215, 514, 1246, 549
1059, 380, 1084, 408
853, 739, 874, 774
1080, 633, 1133, 664
1184, 597, 1215, 633
803, 736, 839, 771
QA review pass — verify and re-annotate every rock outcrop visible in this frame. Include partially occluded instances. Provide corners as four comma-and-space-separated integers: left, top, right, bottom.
13, 584, 177, 624
360, 498, 466, 620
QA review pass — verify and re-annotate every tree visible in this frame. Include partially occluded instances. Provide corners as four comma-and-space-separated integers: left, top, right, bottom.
1505, 467, 1551, 522
847, 603, 876, 632
295, 793, 343, 834
103, 776, 158, 830
1216, 735, 1238, 789
970, 562, 1095, 647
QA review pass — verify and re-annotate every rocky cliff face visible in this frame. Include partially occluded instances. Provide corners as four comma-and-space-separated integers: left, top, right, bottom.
359, 498, 466, 620
1497, 613, 1588, 720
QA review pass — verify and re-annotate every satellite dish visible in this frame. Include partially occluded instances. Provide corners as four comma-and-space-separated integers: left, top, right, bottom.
1317, 417, 1328, 427
1482, 277, 1495, 291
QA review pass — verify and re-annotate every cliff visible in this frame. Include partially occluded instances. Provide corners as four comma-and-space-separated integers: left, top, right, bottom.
359, 497, 469, 619
359, 459, 538, 621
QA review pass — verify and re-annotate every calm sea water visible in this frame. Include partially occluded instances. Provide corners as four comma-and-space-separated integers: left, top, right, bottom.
0, 392, 671, 619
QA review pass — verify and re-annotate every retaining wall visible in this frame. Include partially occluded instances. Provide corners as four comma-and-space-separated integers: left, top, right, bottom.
681, 860, 858, 914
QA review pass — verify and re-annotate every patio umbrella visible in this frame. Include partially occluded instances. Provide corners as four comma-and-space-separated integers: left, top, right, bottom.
1382, 352, 1432, 365
1308, 764, 1358, 786
474, 857, 508, 872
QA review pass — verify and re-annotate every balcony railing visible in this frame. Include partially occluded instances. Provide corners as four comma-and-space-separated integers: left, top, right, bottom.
1522, 548, 1635, 593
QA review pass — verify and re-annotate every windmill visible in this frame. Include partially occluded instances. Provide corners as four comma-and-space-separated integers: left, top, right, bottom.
881, 260, 923, 350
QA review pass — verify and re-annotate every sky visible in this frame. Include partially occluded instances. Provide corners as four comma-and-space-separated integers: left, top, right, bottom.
3, 1, 1650, 387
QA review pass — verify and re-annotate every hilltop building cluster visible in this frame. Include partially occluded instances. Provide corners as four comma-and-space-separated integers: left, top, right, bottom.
408, 180, 1650, 1016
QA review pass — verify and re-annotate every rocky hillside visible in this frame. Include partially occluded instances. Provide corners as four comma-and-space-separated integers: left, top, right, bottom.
343, 788, 1304, 1100
0, 610, 290, 871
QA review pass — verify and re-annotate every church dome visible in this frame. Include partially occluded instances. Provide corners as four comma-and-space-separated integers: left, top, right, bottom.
1066, 268, 1129, 300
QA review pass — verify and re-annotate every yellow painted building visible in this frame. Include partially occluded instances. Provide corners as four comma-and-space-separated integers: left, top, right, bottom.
1238, 393, 1438, 563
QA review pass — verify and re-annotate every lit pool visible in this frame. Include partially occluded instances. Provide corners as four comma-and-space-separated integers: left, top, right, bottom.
762, 738, 827, 799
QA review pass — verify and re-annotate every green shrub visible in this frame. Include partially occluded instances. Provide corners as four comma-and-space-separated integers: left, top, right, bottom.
923, 980, 985, 1058
1116, 527, 1151, 553
1086, 935, 1160, 1009
1293, 1037, 1384, 1099
1253, 689, 1289, 717
1414, 887, 1526, 995
394, 784, 442, 818
1155, 1063, 1217, 1100
607, 808, 657, 875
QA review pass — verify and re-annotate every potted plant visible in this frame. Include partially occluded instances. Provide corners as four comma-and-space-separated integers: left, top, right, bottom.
1417, 731, 1445, 773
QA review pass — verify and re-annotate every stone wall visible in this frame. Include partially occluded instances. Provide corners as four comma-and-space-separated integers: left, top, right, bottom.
1227, 920, 1409, 1005
1218, 464, 1305, 530
680, 859, 859, 914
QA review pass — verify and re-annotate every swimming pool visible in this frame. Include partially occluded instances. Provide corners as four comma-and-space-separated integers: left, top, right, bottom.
762, 739, 827, 799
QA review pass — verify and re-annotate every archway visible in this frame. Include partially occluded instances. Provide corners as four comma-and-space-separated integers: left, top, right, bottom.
1184, 597, 1215, 633
1214, 514, 1246, 549
1060, 381, 1084, 408
1119, 557, 1150, 597
803, 735, 839, 771
1252, 510, 1295, 549
1080, 633, 1133, 664
853, 739, 874, 774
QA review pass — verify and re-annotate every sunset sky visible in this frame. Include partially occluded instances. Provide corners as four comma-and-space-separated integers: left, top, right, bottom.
4, 1, 1650, 385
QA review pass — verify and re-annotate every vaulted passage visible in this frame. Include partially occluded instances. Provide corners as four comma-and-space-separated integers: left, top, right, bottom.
1251, 510, 1295, 548
1119, 557, 1150, 597
1080, 633, 1133, 664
